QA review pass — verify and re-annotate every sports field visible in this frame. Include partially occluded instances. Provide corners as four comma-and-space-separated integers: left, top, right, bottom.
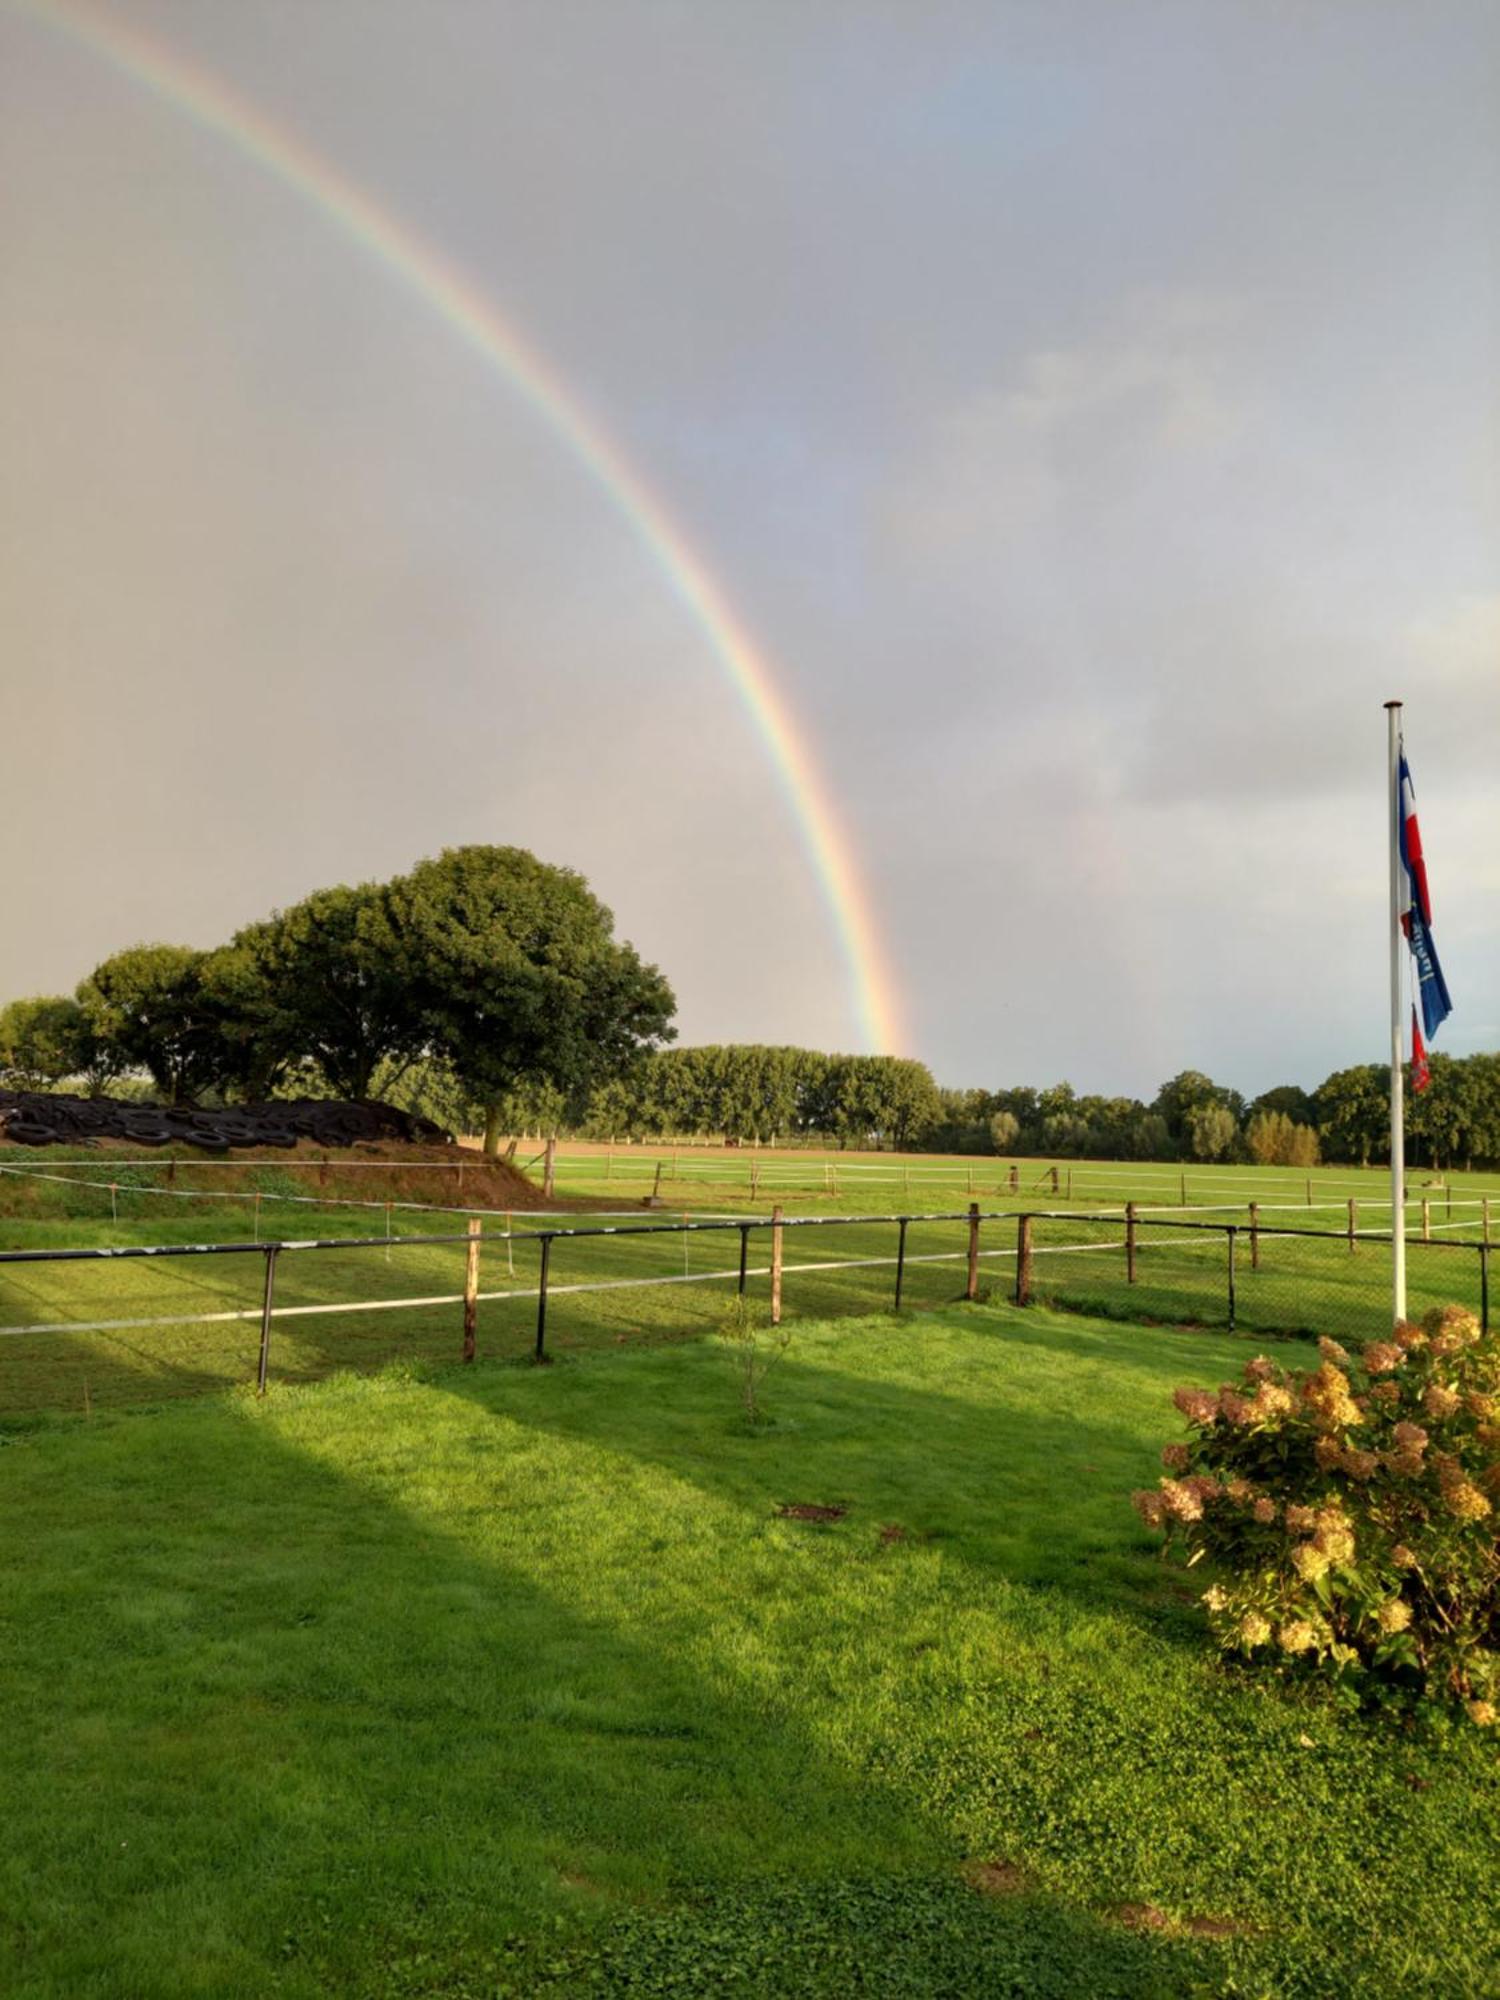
3, 1304, 1496, 1999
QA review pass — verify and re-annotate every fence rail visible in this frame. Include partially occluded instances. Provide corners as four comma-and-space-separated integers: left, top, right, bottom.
0, 1204, 1491, 1417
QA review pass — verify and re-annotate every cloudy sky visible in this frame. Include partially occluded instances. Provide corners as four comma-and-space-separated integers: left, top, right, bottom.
3, 0, 1496, 1098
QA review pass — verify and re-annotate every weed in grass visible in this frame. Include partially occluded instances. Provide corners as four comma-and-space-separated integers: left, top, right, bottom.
721, 1294, 792, 1428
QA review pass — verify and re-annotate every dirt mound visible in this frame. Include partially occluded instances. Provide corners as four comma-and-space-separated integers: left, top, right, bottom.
0, 1091, 449, 1153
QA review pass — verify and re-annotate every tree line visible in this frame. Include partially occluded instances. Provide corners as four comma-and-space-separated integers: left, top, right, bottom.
432, 1050, 1500, 1171
0, 847, 674, 1157
2, 848, 1496, 1166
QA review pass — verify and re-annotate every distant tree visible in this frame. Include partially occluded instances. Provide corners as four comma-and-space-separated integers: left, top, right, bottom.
988, 1109, 1020, 1154
1187, 1101, 1238, 1162
1405, 1053, 1475, 1173
1125, 1112, 1172, 1160
1249, 1084, 1316, 1128
381, 846, 675, 1157
1313, 1064, 1388, 1167
0, 996, 93, 1091
1245, 1109, 1320, 1167
1153, 1071, 1244, 1154
77, 946, 225, 1104
814, 1055, 942, 1150
989, 1087, 1040, 1152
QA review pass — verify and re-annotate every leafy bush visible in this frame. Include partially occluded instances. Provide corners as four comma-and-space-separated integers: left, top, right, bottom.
1132, 1304, 1499, 1726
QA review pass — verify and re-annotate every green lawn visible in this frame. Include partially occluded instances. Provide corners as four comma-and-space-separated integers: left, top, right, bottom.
2, 1305, 1496, 1998
1, 1155, 1490, 1415
535, 1140, 1500, 1218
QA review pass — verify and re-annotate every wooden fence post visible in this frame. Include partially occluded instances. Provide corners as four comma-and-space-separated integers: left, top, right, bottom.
1125, 1201, 1137, 1285
1249, 1201, 1260, 1271
166, 1154, 176, 1186
1009, 1164, 1019, 1195
1050, 1165, 1060, 1197
1484, 1196, 1492, 1249
1180, 1171, 1187, 1208
770, 1204, 784, 1326
543, 1138, 556, 1200
1015, 1214, 1033, 1306
966, 1202, 981, 1300
1348, 1198, 1358, 1255
463, 1217, 481, 1363
1422, 1198, 1431, 1243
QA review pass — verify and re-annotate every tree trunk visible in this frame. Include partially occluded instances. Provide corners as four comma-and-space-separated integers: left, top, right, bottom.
483, 1101, 502, 1158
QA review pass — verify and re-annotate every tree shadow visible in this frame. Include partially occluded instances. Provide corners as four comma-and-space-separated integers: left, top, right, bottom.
1, 1378, 1204, 1998
435, 1310, 1215, 1654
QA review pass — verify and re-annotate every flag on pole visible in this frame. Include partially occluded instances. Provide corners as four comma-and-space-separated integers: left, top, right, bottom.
1397, 748, 1452, 1041
1410, 1007, 1430, 1093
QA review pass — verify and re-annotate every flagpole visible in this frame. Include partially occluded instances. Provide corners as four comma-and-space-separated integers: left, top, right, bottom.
1385, 698, 1406, 1324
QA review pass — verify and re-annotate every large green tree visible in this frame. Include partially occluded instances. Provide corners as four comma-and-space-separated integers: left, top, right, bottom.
221, 885, 427, 1101
77, 946, 226, 1104
381, 846, 675, 1156
1313, 1063, 1389, 1167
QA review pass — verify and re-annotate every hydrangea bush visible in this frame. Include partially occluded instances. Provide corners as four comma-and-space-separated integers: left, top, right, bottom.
1132, 1305, 1499, 1726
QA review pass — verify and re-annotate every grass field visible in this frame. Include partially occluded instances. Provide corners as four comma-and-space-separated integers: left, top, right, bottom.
3, 1303, 1497, 1998
0, 1147, 1493, 1415
528, 1137, 1500, 1217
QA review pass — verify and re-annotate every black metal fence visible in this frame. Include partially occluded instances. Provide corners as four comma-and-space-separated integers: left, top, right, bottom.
0, 1207, 1490, 1417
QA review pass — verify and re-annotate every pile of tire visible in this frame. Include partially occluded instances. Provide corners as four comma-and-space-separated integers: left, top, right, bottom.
0, 1091, 451, 1151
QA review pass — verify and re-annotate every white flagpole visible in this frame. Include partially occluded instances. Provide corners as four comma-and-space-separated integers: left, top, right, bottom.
1385, 699, 1406, 1324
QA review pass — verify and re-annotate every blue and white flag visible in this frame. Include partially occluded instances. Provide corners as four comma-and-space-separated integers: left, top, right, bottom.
1397, 749, 1453, 1042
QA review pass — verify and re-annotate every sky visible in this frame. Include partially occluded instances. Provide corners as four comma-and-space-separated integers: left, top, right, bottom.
2, 0, 1496, 1099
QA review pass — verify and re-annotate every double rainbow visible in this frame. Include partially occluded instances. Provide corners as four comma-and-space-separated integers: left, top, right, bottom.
13, 0, 906, 1054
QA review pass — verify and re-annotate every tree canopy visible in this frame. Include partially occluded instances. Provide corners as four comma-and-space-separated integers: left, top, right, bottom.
381, 847, 676, 1155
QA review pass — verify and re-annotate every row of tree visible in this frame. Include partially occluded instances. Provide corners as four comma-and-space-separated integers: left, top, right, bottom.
2, 851, 1496, 1164
0, 848, 675, 1156
492, 1052, 1500, 1170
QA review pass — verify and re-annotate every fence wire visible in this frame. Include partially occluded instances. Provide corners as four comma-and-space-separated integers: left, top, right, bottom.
0, 1207, 1490, 1418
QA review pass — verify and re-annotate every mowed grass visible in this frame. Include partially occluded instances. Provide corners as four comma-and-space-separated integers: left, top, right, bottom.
1, 1191, 1493, 1419
2, 1305, 1497, 1999
1, 1145, 1492, 1414
537, 1138, 1500, 1216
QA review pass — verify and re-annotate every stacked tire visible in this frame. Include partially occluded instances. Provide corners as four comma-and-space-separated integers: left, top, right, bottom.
0, 1091, 451, 1150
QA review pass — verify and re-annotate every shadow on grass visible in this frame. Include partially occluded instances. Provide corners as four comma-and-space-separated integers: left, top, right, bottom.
0, 1380, 1202, 2000
433, 1308, 1223, 1654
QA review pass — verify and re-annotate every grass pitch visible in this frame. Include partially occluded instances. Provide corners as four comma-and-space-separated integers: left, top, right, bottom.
2, 1304, 1496, 1998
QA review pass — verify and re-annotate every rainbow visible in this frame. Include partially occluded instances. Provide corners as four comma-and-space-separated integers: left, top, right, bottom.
13, 0, 906, 1055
